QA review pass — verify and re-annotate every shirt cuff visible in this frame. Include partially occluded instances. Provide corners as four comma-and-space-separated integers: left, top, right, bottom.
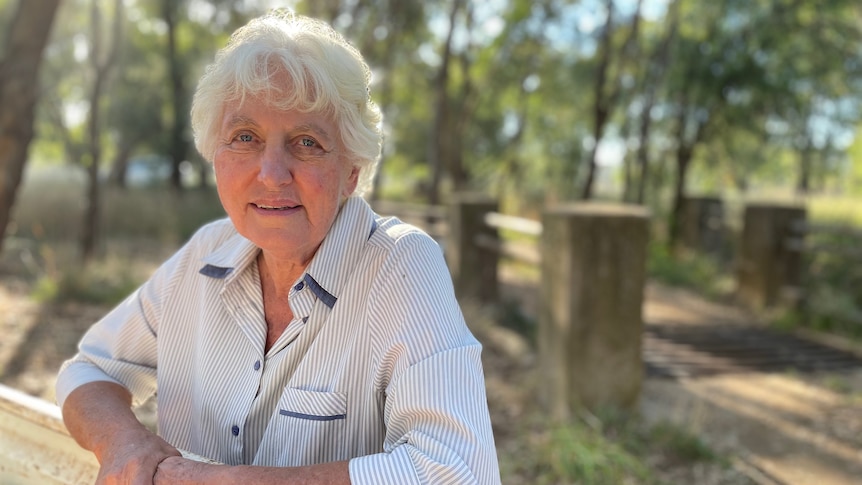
348, 450, 421, 485
55, 360, 124, 409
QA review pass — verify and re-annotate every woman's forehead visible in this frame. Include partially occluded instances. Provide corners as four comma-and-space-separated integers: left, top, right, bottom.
221, 98, 337, 138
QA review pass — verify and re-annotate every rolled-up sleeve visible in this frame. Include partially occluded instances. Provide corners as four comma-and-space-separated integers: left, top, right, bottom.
349, 346, 499, 485
54, 242, 178, 410
55, 285, 160, 409
349, 231, 501, 484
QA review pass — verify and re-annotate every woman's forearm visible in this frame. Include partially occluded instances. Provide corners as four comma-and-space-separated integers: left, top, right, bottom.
62, 381, 181, 482
154, 457, 351, 484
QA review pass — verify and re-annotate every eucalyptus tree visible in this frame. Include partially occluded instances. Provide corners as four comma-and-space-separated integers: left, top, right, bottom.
80, 0, 123, 261
623, 0, 678, 205
104, 8, 170, 187
0, 0, 62, 255
462, 0, 565, 206
579, 0, 644, 200
753, 0, 862, 195
294, 0, 443, 201
658, 0, 862, 247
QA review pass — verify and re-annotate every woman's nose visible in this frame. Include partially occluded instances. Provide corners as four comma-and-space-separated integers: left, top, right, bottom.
257, 143, 293, 186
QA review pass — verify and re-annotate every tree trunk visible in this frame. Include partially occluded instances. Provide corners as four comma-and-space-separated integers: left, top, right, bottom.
164, 0, 187, 192
668, 145, 692, 251
108, 140, 136, 188
0, 0, 61, 255
580, 0, 615, 200
581, 0, 642, 200
81, 0, 122, 262
633, 0, 677, 205
668, 109, 708, 251
426, 0, 463, 205
796, 139, 813, 195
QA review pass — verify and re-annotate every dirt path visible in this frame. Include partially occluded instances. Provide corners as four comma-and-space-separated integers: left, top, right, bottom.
641, 283, 862, 485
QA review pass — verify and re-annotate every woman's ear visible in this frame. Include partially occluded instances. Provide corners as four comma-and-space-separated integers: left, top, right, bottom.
342, 165, 360, 197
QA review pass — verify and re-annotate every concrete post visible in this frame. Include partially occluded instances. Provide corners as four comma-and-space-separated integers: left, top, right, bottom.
539, 203, 649, 417
679, 196, 725, 255
447, 194, 499, 304
736, 204, 806, 309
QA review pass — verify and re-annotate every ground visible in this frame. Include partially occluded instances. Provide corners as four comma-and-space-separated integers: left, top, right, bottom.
639, 283, 862, 485
1, 268, 861, 484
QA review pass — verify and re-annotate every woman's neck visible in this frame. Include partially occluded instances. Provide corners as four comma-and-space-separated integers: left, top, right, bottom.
257, 251, 309, 297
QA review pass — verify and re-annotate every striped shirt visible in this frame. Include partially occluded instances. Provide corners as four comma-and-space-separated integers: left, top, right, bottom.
56, 196, 501, 484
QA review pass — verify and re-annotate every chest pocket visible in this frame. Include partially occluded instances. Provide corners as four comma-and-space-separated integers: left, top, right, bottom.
255, 387, 350, 466
258, 387, 350, 466
278, 387, 347, 421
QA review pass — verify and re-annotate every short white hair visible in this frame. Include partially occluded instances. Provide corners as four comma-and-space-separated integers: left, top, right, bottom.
190, 11, 382, 196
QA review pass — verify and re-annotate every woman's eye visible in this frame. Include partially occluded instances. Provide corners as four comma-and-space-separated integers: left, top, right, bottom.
300, 137, 316, 147
238, 134, 254, 142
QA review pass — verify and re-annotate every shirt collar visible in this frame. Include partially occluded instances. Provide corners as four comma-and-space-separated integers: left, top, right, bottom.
302, 196, 376, 305
198, 196, 377, 309
199, 231, 259, 284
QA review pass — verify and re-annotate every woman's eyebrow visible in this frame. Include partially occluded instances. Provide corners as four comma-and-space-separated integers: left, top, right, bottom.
224, 115, 258, 129
292, 123, 332, 141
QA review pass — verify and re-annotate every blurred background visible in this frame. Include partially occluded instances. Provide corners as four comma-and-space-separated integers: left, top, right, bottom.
2, 0, 862, 484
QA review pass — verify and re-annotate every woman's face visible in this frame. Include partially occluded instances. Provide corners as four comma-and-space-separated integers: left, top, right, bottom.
213, 96, 358, 264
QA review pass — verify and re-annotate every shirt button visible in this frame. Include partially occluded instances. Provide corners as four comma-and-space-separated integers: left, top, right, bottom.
231, 425, 240, 436
294, 281, 305, 291
253, 360, 261, 371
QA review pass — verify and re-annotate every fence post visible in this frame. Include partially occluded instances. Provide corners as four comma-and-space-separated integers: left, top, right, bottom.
679, 196, 725, 256
447, 193, 499, 304
736, 204, 806, 309
539, 203, 649, 418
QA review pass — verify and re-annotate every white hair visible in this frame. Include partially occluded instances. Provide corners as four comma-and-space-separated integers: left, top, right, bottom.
190, 11, 382, 196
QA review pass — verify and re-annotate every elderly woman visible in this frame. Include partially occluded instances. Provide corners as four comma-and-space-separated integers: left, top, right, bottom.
56, 11, 500, 485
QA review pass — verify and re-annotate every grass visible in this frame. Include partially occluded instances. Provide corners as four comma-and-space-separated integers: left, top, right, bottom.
646, 243, 735, 301
5, 166, 225, 304
11, 167, 225, 244
496, 407, 730, 485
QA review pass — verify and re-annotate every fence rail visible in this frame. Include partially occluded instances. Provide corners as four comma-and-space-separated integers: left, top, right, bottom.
0, 384, 220, 483
0, 384, 99, 484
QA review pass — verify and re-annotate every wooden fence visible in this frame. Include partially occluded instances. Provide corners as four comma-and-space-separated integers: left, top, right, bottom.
0, 383, 220, 483
0, 384, 98, 484
662, 198, 862, 326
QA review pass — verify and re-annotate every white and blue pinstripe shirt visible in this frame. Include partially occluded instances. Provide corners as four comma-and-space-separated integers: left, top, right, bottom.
56, 196, 501, 484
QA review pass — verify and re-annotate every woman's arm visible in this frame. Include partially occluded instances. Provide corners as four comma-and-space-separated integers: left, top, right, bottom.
62, 381, 181, 485
153, 457, 350, 485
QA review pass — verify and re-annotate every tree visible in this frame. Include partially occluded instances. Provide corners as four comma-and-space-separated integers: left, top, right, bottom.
0, 0, 61, 255
162, 0, 190, 191
625, 0, 678, 205
80, 0, 123, 261
580, 0, 642, 200
427, 0, 466, 205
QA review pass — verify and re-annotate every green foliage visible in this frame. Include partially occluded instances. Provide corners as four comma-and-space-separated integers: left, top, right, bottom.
8, 169, 224, 305
643, 421, 719, 464
776, 199, 862, 340
32, 260, 142, 305
0, 0, 13, 51
544, 423, 652, 484
646, 243, 733, 299
10, 166, 225, 244
24, 0, 862, 223
500, 410, 726, 485
808, 195, 862, 226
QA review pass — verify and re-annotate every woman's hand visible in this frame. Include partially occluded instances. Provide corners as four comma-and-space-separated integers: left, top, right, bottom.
94, 429, 181, 485
61, 381, 181, 485
154, 456, 224, 485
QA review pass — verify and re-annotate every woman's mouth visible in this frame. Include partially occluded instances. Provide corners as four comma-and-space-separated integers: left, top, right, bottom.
254, 203, 297, 211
